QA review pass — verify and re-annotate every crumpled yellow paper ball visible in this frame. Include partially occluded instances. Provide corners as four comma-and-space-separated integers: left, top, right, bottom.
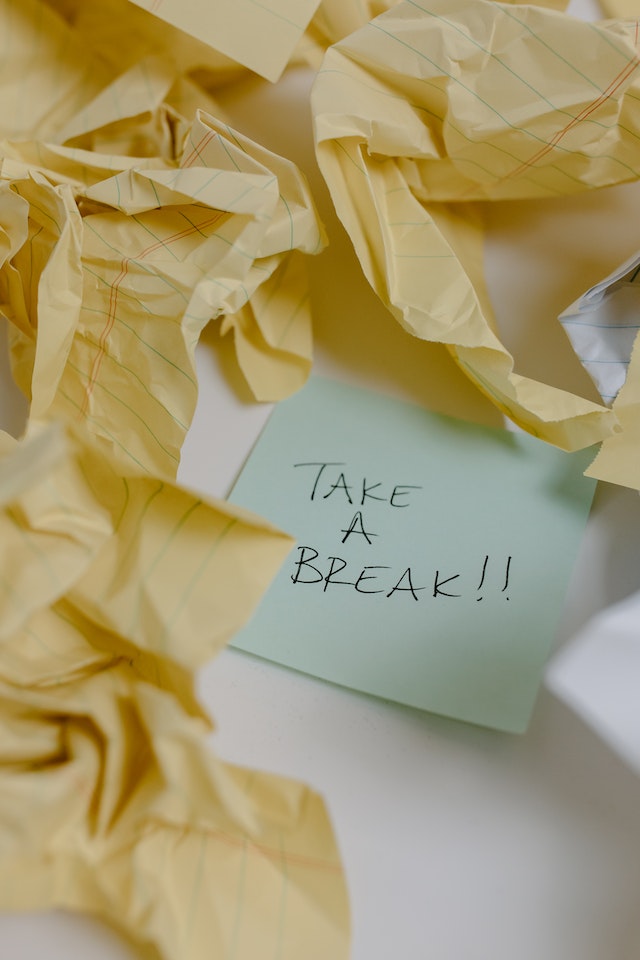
0, 421, 296, 681
0, 666, 349, 960
311, 0, 640, 452
0, 421, 350, 959
0, 0, 327, 480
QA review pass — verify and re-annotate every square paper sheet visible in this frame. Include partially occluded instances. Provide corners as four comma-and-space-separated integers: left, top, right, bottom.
229, 377, 597, 733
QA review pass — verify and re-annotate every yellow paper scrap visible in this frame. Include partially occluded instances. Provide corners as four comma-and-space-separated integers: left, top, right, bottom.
1, 421, 294, 680
0, 3, 350, 955
0, 669, 348, 960
311, 0, 640, 452
586, 334, 640, 489
0, 422, 350, 959
297, 0, 400, 67
0, 0, 112, 140
46, 0, 245, 95
0, 1, 325, 480
126, 0, 322, 82
297, 0, 570, 67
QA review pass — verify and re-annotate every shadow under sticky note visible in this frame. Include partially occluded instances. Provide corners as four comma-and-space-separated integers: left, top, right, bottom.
228, 377, 597, 733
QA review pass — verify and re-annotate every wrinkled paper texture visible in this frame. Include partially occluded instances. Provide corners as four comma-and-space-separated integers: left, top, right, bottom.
297, 0, 569, 67
1, 0, 326, 480
311, 0, 640, 459
0, 1, 349, 956
127, 0, 322, 82
0, 421, 350, 959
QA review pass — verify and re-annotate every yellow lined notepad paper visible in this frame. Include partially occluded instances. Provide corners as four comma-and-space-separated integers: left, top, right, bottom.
297, 0, 570, 67
0, 422, 350, 960
312, 0, 640, 465
0, 4, 348, 952
1, 1, 324, 477
127, 0, 322, 81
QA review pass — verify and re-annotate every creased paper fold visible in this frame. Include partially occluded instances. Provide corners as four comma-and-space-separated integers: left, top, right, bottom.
1, 0, 326, 480
311, 0, 640, 456
0, 421, 350, 959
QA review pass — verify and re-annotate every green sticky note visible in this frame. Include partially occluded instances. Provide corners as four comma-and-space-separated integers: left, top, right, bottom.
228, 377, 597, 733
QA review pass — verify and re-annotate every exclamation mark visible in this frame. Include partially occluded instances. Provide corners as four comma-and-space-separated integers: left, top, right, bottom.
502, 556, 512, 600
476, 555, 488, 601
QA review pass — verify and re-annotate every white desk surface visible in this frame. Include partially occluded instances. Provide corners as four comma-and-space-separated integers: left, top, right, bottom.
2, 12, 640, 958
